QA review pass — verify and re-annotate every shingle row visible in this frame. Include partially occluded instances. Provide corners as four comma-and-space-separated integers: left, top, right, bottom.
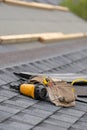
0, 48, 87, 86
0, 48, 87, 130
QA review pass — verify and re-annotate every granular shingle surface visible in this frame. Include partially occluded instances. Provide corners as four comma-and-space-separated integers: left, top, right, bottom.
0, 1, 87, 130
0, 47, 87, 130
0, 2, 87, 35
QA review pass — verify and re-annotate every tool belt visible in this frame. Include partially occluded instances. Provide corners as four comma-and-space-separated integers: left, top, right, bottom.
29, 76, 76, 107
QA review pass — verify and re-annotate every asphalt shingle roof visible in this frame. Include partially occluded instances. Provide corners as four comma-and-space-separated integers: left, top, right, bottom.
0, 47, 87, 130
0, 1, 87, 130
0, 2, 87, 35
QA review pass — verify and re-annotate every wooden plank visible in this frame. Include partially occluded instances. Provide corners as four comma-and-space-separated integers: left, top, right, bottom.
0, 34, 39, 44
0, 32, 62, 44
39, 32, 64, 42
53, 5, 69, 11
4, 0, 69, 11
0, 32, 86, 44
39, 33, 86, 43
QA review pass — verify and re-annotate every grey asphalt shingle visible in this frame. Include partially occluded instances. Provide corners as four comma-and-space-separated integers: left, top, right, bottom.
44, 117, 72, 128
58, 108, 85, 117
23, 106, 52, 118
0, 104, 21, 114
0, 96, 9, 103
0, 71, 18, 83
51, 113, 79, 123
0, 89, 18, 98
71, 121, 87, 130
0, 119, 33, 130
33, 122, 68, 130
4, 97, 36, 108
0, 110, 12, 123
0, 78, 6, 86
11, 112, 43, 125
